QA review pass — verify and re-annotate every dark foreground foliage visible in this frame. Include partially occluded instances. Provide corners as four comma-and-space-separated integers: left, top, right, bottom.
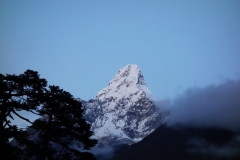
0, 70, 97, 160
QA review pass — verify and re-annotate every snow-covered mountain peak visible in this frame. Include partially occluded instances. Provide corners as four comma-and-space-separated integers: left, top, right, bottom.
97, 64, 156, 102
82, 64, 168, 146
113, 64, 145, 85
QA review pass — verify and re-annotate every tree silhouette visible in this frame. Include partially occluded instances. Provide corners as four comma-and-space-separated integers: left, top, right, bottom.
18, 85, 97, 160
1, 70, 97, 159
0, 70, 47, 159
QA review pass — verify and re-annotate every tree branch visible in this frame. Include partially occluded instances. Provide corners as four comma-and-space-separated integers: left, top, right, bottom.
9, 113, 14, 120
3, 119, 11, 128
28, 109, 41, 116
12, 110, 33, 124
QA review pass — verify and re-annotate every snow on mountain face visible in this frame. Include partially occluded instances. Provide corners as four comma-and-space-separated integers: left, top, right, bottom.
82, 64, 168, 145
97, 64, 156, 102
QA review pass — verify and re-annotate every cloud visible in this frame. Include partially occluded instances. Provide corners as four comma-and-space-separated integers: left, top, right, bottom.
187, 135, 240, 158
90, 145, 114, 160
163, 79, 240, 132
89, 143, 129, 160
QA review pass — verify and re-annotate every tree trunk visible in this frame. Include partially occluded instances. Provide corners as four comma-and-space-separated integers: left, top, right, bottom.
41, 105, 54, 160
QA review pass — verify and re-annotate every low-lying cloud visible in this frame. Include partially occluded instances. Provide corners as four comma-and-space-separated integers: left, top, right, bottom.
159, 79, 240, 132
90, 145, 114, 160
187, 135, 240, 158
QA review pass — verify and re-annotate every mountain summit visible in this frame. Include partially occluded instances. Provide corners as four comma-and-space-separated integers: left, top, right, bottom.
97, 64, 156, 103
82, 64, 167, 145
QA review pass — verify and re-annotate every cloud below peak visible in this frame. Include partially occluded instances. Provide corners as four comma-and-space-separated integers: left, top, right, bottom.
159, 79, 240, 132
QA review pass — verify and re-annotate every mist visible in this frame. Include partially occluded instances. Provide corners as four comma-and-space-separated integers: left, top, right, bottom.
187, 135, 240, 158
154, 79, 240, 159
159, 79, 240, 132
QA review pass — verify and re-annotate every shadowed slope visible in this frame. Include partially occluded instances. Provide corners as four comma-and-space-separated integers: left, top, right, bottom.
111, 124, 240, 160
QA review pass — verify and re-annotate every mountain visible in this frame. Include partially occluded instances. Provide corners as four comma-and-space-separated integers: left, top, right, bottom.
111, 124, 240, 160
82, 64, 168, 146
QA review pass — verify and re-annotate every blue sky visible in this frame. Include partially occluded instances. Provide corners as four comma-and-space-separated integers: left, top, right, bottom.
1, 0, 240, 102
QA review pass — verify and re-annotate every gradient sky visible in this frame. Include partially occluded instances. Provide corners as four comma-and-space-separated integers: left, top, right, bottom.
1, 0, 240, 101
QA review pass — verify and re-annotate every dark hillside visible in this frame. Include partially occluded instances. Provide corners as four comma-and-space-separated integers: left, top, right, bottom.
111, 124, 240, 160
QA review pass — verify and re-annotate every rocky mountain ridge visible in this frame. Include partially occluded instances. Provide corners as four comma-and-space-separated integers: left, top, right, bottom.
82, 64, 168, 145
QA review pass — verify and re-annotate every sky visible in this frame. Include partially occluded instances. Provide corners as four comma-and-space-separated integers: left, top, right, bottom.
1, 0, 240, 101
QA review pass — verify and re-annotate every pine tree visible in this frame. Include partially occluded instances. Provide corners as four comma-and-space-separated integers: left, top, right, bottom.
1, 70, 97, 159
20, 85, 97, 160
0, 70, 47, 159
